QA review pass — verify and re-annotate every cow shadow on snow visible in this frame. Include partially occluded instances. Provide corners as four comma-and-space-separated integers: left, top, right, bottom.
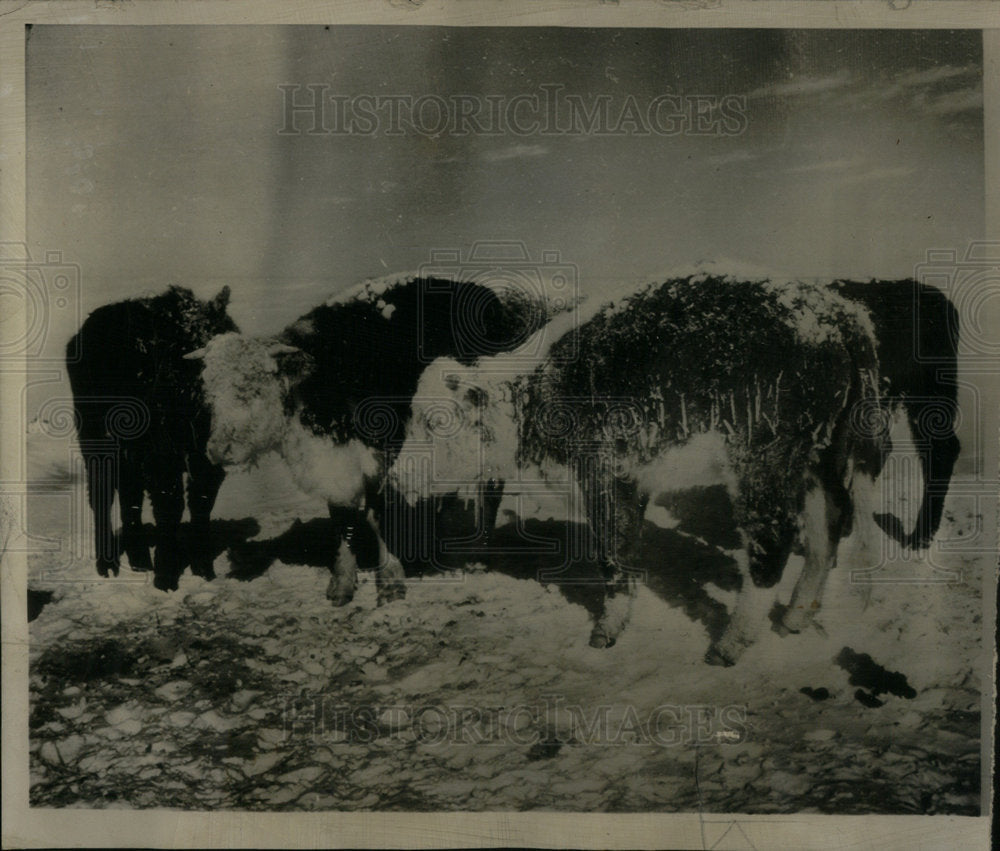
27, 517, 260, 622
485, 485, 742, 642
125, 517, 260, 582
225, 486, 743, 644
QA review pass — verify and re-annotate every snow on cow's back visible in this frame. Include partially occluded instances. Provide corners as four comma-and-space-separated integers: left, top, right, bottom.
325, 271, 422, 316
589, 267, 878, 360
326, 270, 579, 341
653, 260, 878, 348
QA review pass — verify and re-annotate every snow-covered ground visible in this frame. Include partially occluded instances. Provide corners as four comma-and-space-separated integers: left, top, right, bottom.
25, 426, 985, 813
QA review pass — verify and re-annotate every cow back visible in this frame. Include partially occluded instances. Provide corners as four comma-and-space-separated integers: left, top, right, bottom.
281, 277, 542, 445
66, 286, 238, 449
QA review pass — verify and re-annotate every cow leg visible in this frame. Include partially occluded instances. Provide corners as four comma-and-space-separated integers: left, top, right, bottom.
706, 539, 779, 666
481, 478, 505, 550
186, 451, 226, 579
119, 447, 151, 572
844, 469, 879, 609
910, 431, 960, 550
147, 452, 185, 592
366, 506, 407, 605
82, 439, 119, 578
868, 425, 909, 545
709, 470, 800, 666
781, 478, 846, 634
352, 479, 407, 605
325, 505, 361, 606
584, 473, 645, 649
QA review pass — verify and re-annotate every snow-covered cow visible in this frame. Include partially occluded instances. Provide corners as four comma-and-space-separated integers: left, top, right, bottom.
390, 273, 887, 665
66, 286, 238, 590
832, 280, 960, 550
186, 275, 555, 604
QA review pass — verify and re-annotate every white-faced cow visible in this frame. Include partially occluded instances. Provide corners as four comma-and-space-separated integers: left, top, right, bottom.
66, 286, 238, 590
831, 279, 960, 550
186, 275, 556, 604
390, 273, 888, 665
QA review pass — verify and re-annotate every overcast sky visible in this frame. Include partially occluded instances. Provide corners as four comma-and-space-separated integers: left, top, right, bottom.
27, 26, 983, 373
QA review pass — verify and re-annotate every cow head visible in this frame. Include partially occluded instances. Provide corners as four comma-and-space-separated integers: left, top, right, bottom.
388, 358, 518, 506
184, 333, 304, 467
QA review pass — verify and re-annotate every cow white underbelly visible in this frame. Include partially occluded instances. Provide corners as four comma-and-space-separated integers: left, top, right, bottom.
281, 421, 380, 507
635, 430, 737, 498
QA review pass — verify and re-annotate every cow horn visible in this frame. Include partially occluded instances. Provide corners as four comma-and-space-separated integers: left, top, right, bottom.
267, 343, 300, 357
183, 347, 206, 360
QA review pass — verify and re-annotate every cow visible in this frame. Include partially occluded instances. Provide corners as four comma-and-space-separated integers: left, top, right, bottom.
185, 274, 560, 605
66, 285, 238, 590
390, 273, 887, 665
831, 280, 960, 550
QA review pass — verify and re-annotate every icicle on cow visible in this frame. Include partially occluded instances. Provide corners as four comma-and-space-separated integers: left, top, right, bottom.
185, 275, 560, 605
391, 273, 959, 665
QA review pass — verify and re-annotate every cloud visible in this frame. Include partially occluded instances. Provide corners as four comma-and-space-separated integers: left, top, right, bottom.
702, 149, 764, 168
840, 165, 917, 185
780, 158, 916, 185
747, 71, 853, 100
891, 64, 979, 91
483, 143, 548, 163
918, 84, 983, 116
750, 64, 981, 122
832, 65, 981, 115
785, 158, 857, 175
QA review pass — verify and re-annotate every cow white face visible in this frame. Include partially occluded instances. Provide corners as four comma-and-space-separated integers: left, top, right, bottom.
185, 333, 300, 467
388, 358, 519, 505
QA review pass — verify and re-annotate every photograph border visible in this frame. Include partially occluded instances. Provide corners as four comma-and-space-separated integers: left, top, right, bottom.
2, 2, 996, 848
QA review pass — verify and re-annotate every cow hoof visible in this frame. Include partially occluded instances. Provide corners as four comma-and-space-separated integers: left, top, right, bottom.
772, 620, 794, 638
780, 609, 811, 635
96, 559, 119, 578
905, 533, 931, 551
588, 628, 616, 649
124, 545, 152, 573
709, 630, 750, 665
873, 513, 908, 547
376, 584, 406, 606
326, 583, 355, 607
190, 557, 216, 580
153, 572, 179, 592
704, 645, 736, 667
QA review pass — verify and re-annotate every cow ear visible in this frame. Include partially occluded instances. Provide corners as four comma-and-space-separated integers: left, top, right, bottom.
266, 343, 301, 358
183, 347, 206, 360
212, 285, 231, 312
465, 385, 488, 407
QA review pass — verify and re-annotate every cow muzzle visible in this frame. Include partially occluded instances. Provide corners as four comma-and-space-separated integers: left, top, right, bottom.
206, 437, 240, 467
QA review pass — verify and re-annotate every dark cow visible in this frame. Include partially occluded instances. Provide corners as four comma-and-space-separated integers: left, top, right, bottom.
187, 275, 556, 604
392, 274, 887, 664
66, 286, 238, 590
832, 280, 960, 550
